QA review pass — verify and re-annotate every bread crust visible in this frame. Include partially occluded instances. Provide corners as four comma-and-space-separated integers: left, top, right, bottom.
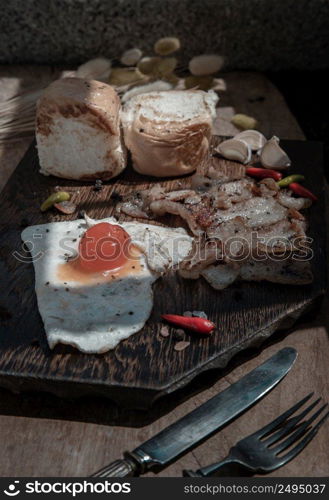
36, 78, 126, 181
121, 90, 218, 177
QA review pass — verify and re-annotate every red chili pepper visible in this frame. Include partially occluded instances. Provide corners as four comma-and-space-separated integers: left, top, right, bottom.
289, 183, 318, 202
246, 167, 283, 181
161, 314, 215, 335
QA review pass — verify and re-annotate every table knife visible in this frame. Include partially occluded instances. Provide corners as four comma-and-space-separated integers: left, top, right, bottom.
91, 347, 297, 477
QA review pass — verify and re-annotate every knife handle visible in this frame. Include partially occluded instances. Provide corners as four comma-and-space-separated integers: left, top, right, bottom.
90, 451, 146, 477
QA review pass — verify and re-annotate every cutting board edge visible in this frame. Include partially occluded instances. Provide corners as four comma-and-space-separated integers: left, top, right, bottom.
0, 138, 326, 409
0, 292, 323, 410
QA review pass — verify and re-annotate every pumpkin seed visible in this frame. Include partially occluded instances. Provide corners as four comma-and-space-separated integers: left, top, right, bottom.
189, 54, 224, 76
76, 57, 112, 81
231, 113, 258, 130
156, 57, 178, 76
154, 37, 181, 56
137, 56, 161, 75
120, 48, 142, 66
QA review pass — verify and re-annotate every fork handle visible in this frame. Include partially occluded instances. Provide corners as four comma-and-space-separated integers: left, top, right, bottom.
183, 457, 238, 477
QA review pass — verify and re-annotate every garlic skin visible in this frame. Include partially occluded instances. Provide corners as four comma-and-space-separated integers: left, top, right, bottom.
189, 54, 224, 76
260, 136, 291, 170
234, 130, 266, 151
215, 138, 251, 164
120, 48, 142, 66
76, 57, 112, 81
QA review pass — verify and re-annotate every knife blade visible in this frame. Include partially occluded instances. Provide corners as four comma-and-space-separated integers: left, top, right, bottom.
91, 347, 297, 477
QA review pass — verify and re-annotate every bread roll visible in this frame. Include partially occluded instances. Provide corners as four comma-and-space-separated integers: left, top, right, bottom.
36, 78, 126, 180
121, 90, 218, 177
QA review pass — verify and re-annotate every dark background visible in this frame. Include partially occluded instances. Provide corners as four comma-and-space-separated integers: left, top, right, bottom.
0, 1, 327, 173
270, 71, 328, 178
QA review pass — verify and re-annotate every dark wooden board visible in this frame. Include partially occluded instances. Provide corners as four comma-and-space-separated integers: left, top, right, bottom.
0, 138, 325, 408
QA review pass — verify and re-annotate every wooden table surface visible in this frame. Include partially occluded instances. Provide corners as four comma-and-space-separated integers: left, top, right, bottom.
0, 66, 328, 477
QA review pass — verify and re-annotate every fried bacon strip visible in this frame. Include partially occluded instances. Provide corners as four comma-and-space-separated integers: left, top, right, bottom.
117, 158, 313, 288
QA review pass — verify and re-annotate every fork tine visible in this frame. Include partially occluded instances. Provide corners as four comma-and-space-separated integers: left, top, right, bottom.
264, 398, 321, 446
253, 392, 314, 439
277, 410, 329, 466
273, 403, 328, 454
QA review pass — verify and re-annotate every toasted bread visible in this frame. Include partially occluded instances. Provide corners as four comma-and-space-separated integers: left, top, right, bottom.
121, 90, 218, 177
36, 78, 126, 181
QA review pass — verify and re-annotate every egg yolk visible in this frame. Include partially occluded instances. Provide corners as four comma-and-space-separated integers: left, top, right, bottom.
79, 222, 131, 272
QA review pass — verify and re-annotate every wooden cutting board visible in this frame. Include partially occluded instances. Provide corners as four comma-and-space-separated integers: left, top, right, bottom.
0, 138, 325, 408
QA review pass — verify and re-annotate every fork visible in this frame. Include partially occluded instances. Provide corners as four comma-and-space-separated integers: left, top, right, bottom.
183, 393, 329, 476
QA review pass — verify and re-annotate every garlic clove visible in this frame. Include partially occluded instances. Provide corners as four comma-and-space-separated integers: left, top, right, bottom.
76, 57, 112, 81
234, 130, 266, 151
215, 139, 251, 164
120, 48, 143, 66
260, 136, 291, 170
189, 54, 225, 76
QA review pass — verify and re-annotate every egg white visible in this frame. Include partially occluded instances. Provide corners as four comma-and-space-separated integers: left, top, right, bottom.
21, 217, 193, 353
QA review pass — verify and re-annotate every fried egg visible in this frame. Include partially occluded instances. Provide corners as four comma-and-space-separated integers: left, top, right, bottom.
21, 217, 193, 353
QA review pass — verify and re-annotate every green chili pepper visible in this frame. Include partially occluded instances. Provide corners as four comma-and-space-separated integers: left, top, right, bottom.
41, 191, 71, 212
277, 175, 305, 188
